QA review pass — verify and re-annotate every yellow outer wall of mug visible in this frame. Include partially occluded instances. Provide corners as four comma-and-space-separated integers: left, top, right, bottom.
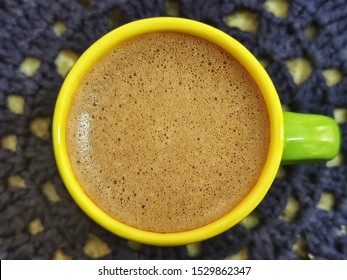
52, 17, 284, 246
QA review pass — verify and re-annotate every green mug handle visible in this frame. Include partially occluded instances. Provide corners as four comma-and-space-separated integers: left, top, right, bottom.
282, 112, 341, 163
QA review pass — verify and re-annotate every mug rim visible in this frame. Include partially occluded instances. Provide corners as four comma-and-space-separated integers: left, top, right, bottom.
52, 17, 284, 246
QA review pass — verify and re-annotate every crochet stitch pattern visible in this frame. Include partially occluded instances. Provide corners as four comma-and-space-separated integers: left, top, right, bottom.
0, 0, 346, 259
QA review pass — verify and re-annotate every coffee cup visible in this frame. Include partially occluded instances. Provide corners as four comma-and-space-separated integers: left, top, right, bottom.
52, 17, 340, 246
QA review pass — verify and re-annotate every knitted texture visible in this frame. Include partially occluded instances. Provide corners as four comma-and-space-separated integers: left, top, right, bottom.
1, 0, 347, 260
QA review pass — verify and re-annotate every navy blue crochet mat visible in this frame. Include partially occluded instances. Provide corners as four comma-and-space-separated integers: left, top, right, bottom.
1, 0, 347, 260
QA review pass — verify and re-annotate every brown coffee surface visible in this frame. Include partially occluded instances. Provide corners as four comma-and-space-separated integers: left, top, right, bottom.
66, 32, 270, 233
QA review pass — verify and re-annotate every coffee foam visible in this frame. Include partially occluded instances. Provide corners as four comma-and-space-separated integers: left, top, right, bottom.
66, 32, 270, 233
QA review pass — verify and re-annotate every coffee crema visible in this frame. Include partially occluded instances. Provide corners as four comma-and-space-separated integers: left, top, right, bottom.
66, 32, 270, 233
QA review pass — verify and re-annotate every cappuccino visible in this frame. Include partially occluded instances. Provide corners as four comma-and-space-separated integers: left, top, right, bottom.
66, 32, 270, 233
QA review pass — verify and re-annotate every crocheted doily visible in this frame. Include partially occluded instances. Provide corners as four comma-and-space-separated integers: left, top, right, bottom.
1, 0, 346, 259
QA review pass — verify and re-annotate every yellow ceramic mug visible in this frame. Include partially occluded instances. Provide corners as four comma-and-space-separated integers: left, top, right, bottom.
53, 17, 340, 246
